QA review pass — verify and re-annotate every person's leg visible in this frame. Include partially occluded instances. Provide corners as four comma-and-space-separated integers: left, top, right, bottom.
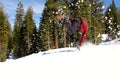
79, 33, 87, 46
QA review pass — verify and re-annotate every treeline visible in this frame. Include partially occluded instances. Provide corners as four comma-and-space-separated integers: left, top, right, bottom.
0, 2, 39, 61
0, 0, 120, 62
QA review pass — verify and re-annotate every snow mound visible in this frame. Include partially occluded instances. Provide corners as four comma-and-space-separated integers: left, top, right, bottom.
0, 42, 120, 80
101, 38, 120, 45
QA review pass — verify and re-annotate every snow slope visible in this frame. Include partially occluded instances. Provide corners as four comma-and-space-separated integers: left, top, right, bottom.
0, 42, 120, 80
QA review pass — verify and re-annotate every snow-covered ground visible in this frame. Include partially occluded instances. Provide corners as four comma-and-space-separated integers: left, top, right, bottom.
0, 41, 120, 80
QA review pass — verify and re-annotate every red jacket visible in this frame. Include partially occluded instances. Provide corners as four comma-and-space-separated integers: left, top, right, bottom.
78, 18, 88, 34
79, 18, 88, 46
69, 18, 88, 46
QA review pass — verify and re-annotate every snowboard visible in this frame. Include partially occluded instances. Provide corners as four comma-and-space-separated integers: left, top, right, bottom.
76, 44, 80, 51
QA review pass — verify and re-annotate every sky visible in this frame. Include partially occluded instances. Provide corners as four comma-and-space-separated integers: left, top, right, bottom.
0, 0, 46, 28
0, 0, 120, 29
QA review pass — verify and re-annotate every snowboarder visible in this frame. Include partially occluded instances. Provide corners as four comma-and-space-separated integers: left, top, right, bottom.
63, 16, 88, 48
54, 9, 88, 49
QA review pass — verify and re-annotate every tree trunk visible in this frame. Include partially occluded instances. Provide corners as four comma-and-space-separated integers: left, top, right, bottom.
94, 28, 97, 44
47, 30, 50, 50
0, 41, 1, 53
53, 21, 58, 49
63, 26, 66, 47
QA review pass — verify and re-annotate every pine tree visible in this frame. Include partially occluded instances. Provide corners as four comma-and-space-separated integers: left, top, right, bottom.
30, 26, 39, 53
88, 0, 104, 44
117, 8, 120, 25
19, 24, 29, 57
69, 0, 90, 17
0, 4, 11, 61
5, 20, 12, 58
116, 8, 120, 38
104, 0, 120, 40
22, 7, 35, 56
57, 1, 69, 48
38, 5, 52, 50
38, 0, 69, 50
38, 0, 59, 50
13, 1, 24, 58
24, 7, 35, 38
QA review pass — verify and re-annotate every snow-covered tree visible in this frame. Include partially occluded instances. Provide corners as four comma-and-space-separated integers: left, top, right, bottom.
30, 26, 39, 53
104, 0, 120, 40
88, 0, 104, 44
69, 0, 90, 18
